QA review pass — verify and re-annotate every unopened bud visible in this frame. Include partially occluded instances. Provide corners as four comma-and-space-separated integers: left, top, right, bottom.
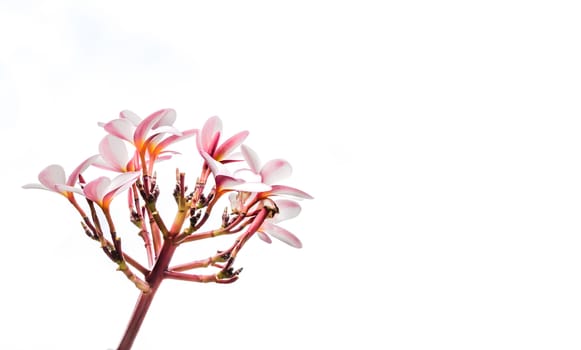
221, 207, 229, 227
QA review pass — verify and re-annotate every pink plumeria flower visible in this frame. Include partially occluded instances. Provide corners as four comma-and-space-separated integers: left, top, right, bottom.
225, 145, 311, 246
197, 116, 249, 163
195, 121, 269, 194
97, 109, 141, 142
93, 134, 181, 174
22, 155, 99, 201
101, 109, 195, 173
257, 199, 303, 248
240, 145, 313, 200
131, 109, 196, 168
229, 195, 304, 248
144, 128, 197, 174
100, 109, 179, 146
199, 148, 271, 195
59, 172, 141, 210
132, 109, 180, 152
93, 135, 140, 172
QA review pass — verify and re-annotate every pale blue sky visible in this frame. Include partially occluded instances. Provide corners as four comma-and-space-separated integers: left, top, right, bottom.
2, 1, 581, 350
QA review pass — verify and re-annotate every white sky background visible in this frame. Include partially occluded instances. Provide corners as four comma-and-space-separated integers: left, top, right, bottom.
1, 1, 581, 349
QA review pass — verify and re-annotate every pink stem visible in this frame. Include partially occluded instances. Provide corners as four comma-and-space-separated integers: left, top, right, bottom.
116, 240, 177, 350
116, 289, 157, 350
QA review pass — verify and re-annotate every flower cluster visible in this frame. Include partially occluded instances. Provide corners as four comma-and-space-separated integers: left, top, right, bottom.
23, 109, 312, 350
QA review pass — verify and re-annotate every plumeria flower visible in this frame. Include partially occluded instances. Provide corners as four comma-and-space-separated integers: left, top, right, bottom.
93, 135, 140, 172
219, 145, 312, 215
100, 109, 196, 173
240, 145, 313, 200
229, 195, 303, 248
197, 116, 249, 163
22, 155, 99, 201
144, 128, 197, 174
199, 147, 271, 195
97, 109, 140, 142
257, 199, 303, 248
194, 120, 267, 194
132, 109, 181, 154
130, 109, 196, 170
59, 172, 141, 210
100, 109, 179, 147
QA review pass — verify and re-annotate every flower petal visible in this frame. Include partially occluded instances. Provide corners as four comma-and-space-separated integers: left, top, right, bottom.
233, 168, 262, 183
256, 230, 272, 244
108, 172, 141, 193
156, 152, 178, 162
272, 199, 301, 223
38, 165, 66, 191
200, 140, 270, 193
266, 185, 314, 199
214, 130, 248, 161
228, 192, 240, 210
223, 151, 244, 162
120, 110, 142, 125
261, 222, 302, 248
260, 159, 292, 185
230, 182, 271, 192
93, 156, 122, 172
152, 108, 176, 129
67, 155, 100, 186
22, 183, 49, 191
84, 176, 111, 203
199, 148, 232, 179
103, 118, 135, 143
55, 184, 84, 196
134, 109, 175, 148
216, 175, 246, 191
152, 128, 197, 156
102, 172, 141, 206
241, 144, 261, 173
150, 125, 182, 137
201, 116, 222, 153
146, 133, 166, 154
99, 135, 129, 172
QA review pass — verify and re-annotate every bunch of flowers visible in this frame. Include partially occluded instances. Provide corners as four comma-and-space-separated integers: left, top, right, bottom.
23, 109, 312, 350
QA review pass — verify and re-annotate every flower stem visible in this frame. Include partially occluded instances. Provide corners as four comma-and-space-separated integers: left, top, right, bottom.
116, 289, 157, 350
116, 240, 177, 350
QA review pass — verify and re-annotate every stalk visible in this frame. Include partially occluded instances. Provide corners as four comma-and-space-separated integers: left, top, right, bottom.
116, 240, 177, 350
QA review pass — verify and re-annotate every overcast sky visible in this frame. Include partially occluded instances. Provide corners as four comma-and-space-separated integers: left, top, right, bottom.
2, 1, 581, 350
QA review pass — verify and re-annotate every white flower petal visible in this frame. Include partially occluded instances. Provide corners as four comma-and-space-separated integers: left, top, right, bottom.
99, 135, 130, 171
272, 199, 301, 223
55, 184, 84, 196
104, 119, 135, 142
67, 155, 99, 186
152, 108, 176, 128
256, 230, 272, 244
260, 159, 292, 185
267, 185, 314, 200
84, 177, 111, 203
38, 165, 66, 191
230, 182, 271, 192
108, 172, 141, 193
233, 168, 262, 183
201, 116, 222, 153
120, 110, 142, 125
241, 144, 261, 173
261, 222, 302, 248
22, 183, 49, 190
